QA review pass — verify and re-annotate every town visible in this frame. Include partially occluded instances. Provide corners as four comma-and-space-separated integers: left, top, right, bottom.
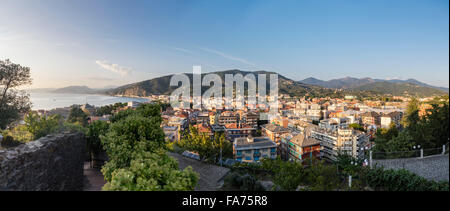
23, 93, 445, 165
1, 0, 448, 196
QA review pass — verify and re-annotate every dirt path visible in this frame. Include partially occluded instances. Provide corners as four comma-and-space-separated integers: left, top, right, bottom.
83, 162, 106, 191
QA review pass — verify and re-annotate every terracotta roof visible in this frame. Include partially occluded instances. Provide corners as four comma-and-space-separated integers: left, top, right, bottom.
194, 123, 212, 133
224, 123, 254, 129
290, 132, 320, 147
262, 124, 289, 133
362, 111, 380, 117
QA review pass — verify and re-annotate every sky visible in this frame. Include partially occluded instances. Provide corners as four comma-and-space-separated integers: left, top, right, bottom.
0, 0, 448, 89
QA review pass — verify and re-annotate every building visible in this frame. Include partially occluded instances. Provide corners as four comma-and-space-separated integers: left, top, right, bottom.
310, 126, 369, 161
127, 101, 142, 109
241, 112, 259, 127
233, 137, 277, 163
211, 125, 226, 134
193, 123, 213, 138
361, 111, 380, 126
306, 109, 322, 120
88, 115, 111, 124
195, 112, 210, 125
224, 123, 255, 141
81, 104, 96, 116
218, 111, 238, 126
163, 126, 178, 142
380, 111, 403, 128
285, 133, 321, 162
261, 124, 290, 144
209, 112, 218, 125
167, 116, 188, 141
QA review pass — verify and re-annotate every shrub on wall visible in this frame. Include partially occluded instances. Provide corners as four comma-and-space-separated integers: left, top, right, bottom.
360, 166, 449, 191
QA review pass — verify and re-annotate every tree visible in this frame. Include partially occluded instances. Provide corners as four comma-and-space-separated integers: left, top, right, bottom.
421, 102, 449, 148
87, 120, 109, 158
100, 110, 198, 191
102, 151, 198, 191
95, 102, 126, 116
373, 123, 400, 154
110, 103, 162, 123
176, 126, 233, 162
271, 159, 306, 191
24, 111, 62, 140
349, 123, 365, 132
402, 98, 420, 129
0, 59, 32, 129
67, 106, 88, 126
101, 115, 166, 181
305, 160, 340, 191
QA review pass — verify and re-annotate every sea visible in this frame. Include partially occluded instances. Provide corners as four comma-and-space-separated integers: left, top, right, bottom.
29, 92, 150, 110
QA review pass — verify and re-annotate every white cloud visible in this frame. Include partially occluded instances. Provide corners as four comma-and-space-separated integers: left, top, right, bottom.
385, 77, 402, 80
199, 47, 256, 66
95, 60, 132, 77
171, 47, 194, 54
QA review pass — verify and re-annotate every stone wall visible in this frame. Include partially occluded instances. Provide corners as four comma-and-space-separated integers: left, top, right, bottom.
373, 154, 449, 182
0, 132, 86, 191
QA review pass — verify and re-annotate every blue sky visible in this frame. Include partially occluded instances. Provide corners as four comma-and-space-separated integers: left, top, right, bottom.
0, 0, 448, 88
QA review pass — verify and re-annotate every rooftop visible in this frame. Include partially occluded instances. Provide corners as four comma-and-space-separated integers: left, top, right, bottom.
234, 137, 277, 151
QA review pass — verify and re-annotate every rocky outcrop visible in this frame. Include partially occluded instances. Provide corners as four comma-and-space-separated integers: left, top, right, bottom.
0, 132, 86, 191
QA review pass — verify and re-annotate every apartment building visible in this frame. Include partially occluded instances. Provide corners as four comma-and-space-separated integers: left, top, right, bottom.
195, 111, 210, 125
224, 123, 255, 141
361, 111, 380, 126
127, 101, 142, 109
163, 126, 178, 142
233, 137, 278, 163
289, 133, 321, 162
380, 111, 403, 128
261, 123, 290, 144
310, 126, 369, 161
241, 111, 259, 127
209, 112, 218, 125
167, 116, 188, 141
218, 111, 238, 126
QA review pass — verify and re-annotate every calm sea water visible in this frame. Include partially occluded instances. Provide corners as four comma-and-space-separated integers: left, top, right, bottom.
29, 92, 150, 110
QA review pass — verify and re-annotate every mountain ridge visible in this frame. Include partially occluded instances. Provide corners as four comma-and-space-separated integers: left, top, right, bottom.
31, 71, 447, 98
299, 77, 449, 92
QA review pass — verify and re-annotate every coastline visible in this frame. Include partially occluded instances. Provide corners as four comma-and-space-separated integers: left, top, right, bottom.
29, 92, 152, 111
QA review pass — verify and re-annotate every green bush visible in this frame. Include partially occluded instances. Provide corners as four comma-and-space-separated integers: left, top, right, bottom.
102, 151, 198, 191
225, 172, 243, 188
224, 172, 265, 191
240, 174, 265, 191
0, 135, 21, 148
24, 112, 62, 140
361, 166, 449, 191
